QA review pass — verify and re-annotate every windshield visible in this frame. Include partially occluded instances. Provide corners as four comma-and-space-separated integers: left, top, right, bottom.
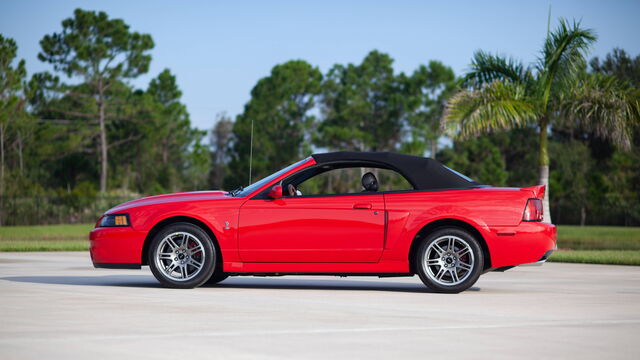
232, 158, 310, 197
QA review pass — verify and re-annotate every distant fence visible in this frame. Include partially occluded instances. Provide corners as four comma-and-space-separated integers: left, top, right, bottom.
0, 196, 137, 226
552, 203, 640, 227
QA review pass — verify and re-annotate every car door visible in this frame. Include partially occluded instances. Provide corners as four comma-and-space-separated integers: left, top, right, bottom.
238, 193, 385, 263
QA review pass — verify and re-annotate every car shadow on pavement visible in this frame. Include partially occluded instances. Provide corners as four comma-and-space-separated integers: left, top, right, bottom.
0, 275, 480, 293
0, 275, 160, 288
208, 277, 481, 293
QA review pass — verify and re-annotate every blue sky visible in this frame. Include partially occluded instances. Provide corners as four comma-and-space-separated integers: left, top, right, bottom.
1, 0, 639, 130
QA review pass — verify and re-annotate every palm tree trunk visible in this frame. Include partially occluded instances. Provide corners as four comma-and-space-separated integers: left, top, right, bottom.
538, 118, 552, 223
538, 164, 551, 223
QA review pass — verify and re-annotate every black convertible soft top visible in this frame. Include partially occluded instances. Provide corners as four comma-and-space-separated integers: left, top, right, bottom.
311, 151, 481, 190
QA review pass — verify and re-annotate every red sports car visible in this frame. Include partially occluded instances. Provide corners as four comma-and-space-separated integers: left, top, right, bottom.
90, 152, 556, 293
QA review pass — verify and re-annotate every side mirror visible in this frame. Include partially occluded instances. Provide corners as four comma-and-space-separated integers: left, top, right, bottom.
268, 184, 283, 199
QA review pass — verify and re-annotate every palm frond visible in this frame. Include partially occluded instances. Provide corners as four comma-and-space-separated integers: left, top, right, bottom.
464, 51, 532, 87
443, 81, 539, 139
558, 73, 639, 149
538, 18, 596, 99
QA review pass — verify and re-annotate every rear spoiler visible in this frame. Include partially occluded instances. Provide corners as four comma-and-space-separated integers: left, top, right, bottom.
521, 185, 545, 199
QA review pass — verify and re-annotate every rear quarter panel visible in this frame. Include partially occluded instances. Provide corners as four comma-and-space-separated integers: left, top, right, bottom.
382, 188, 536, 266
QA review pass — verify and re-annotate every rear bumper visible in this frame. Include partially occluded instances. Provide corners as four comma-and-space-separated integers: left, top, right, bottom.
486, 222, 557, 268
519, 249, 556, 266
89, 227, 147, 267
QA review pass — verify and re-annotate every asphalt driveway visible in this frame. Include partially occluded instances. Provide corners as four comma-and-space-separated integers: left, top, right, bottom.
1, 252, 639, 359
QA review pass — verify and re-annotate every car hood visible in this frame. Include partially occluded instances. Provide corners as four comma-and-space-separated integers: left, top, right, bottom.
107, 191, 231, 213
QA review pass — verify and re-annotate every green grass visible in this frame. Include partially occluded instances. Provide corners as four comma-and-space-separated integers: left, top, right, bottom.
0, 224, 92, 252
557, 225, 640, 250
0, 240, 89, 252
548, 250, 640, 266
550, 226, 640, 266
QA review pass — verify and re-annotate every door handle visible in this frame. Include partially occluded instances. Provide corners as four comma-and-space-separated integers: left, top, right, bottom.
353, 203, 372, 209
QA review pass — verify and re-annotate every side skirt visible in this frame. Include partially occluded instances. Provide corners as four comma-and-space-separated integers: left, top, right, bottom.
223, 261, 410, 274
226, 272, 413, 278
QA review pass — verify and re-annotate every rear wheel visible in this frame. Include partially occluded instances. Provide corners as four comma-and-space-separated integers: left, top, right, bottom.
148, 223, 216, 289
415, 227, 483, 293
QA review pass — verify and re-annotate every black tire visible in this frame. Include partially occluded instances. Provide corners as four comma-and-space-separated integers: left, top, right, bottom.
205, 272, 229, 285
148, 222, 216, 289
415, 227, 484, 293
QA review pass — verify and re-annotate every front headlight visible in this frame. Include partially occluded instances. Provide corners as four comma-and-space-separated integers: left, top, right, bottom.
98, 213, 130, 227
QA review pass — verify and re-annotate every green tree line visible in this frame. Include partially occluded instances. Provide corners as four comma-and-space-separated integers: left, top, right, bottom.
0, 9, 638, 226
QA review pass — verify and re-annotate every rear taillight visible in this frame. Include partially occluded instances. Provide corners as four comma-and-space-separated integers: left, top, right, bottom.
523, 198, 543, 221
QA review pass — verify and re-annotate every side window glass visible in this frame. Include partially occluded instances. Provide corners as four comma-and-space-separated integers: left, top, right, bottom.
375, 168, 413, 191
296, 167, 412, 196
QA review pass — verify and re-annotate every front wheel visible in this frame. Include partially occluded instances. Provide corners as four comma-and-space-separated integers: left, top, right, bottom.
415, 227, 484, 293
148, 223, 216, 289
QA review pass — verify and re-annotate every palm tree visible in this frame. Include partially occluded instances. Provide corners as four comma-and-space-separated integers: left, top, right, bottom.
443, 19, 639, 223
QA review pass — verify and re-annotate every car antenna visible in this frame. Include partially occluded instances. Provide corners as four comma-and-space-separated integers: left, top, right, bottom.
248, 118, 254, 185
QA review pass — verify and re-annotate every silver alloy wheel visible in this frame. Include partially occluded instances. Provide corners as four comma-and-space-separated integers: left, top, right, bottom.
423, 235, 475, 286
154, 232, 206, 282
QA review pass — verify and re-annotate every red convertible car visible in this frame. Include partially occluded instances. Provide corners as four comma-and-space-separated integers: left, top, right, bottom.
90, 152, 556, 293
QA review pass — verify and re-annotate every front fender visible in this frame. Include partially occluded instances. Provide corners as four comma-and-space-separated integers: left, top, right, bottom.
134, 204, 242, 263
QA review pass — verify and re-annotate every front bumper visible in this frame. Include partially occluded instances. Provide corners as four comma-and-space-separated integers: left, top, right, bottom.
89, 227, 148, 268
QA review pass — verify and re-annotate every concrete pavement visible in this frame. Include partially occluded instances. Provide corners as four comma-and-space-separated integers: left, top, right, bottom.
0, 252, 639, 359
